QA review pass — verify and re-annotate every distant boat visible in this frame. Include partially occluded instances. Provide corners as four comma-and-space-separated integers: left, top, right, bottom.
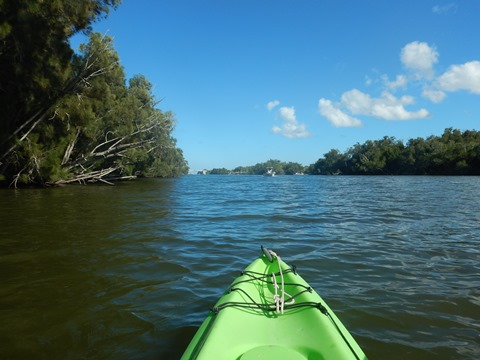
294, 172, 304, 176
263, 168, 276, 177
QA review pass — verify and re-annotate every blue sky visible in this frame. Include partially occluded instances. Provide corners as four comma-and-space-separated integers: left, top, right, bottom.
74, 1, 480, 172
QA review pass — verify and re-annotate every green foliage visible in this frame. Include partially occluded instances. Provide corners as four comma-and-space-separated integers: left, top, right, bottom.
283, 161, 306, 175
209, 160, 306, 175
210, 168, 231, 175
0, 1, 188, 186
0, 0, 121, 144
216, 128, 479, 177
50, 35, 188, 183
308, 129, 480, 175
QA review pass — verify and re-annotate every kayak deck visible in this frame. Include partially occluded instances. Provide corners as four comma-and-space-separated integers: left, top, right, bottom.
182, 248, 367, 360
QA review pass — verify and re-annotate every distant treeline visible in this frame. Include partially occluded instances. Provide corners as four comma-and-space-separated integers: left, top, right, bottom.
205, 128, 480, 176
208, 159, 306, 175
309, 128, 480, 175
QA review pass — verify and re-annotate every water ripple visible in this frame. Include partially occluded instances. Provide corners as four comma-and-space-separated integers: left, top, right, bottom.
1, 176, 479, 359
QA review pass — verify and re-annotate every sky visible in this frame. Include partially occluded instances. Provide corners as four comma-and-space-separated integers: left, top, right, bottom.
73, 0, 480, 172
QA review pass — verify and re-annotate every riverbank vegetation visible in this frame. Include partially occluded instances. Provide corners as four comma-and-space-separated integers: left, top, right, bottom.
0, 0, 188, 187
203, 128, 480, 176
308, 128, 480, 175
207, 160, 306, 175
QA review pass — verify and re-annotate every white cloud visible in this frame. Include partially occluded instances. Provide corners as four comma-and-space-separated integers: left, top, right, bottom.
272, 106, 310, 138
340, 89, 372, 114
340, 89, 430, 120
435, 61, 480, 94
422, 88, 446, 103
386, 74, 407, 90
401, 41, 439, 79
432, 3, 457, 14
317, 41, 480, 126
365, 76, 373, 86
318, 98, 363, 127
267, 100, 280, 111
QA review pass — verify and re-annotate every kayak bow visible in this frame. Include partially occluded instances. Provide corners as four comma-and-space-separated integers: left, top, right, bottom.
181, 246, 368, 360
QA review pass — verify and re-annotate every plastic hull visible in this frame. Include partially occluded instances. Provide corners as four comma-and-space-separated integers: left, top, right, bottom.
181, 253, 368, 360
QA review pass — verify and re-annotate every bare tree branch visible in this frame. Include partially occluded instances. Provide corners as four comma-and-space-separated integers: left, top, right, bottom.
62, 128, 81, 165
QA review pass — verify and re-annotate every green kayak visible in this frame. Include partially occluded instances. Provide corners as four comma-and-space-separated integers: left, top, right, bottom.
181, 246, 368, 360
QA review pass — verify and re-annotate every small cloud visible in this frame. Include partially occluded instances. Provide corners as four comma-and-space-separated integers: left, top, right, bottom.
422, 87, 446, 103
267, 100, 280, 111
365, 75, 373, 86
272, 106, 310, 138
432, 3, 457, 14
318, 98, 363, 127
385, 74, 408, 90
435, 61, 480, 94
401, 41, 439, 79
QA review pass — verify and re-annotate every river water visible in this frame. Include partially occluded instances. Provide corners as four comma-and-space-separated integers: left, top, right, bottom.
0, 175, 479, 359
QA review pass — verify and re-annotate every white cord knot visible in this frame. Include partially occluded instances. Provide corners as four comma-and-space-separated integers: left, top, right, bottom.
268, 250, 294, 314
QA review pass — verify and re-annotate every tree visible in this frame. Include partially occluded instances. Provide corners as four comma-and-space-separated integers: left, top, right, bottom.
311, 149, 349, 175
210, 168, 231, 175
44, 35, 188, 185
0, 0, 121, 185
0, 1, 188, 186
308, 129, 480, 176
283, 162, 305, 175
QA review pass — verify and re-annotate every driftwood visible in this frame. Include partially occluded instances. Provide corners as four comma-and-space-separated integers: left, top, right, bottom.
48, 167, 136, 186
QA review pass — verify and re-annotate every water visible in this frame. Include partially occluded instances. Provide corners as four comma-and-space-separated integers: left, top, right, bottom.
0, 176, 479, 359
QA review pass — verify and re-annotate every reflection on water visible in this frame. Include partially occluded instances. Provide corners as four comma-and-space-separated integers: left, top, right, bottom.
1, 176, 479, 359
